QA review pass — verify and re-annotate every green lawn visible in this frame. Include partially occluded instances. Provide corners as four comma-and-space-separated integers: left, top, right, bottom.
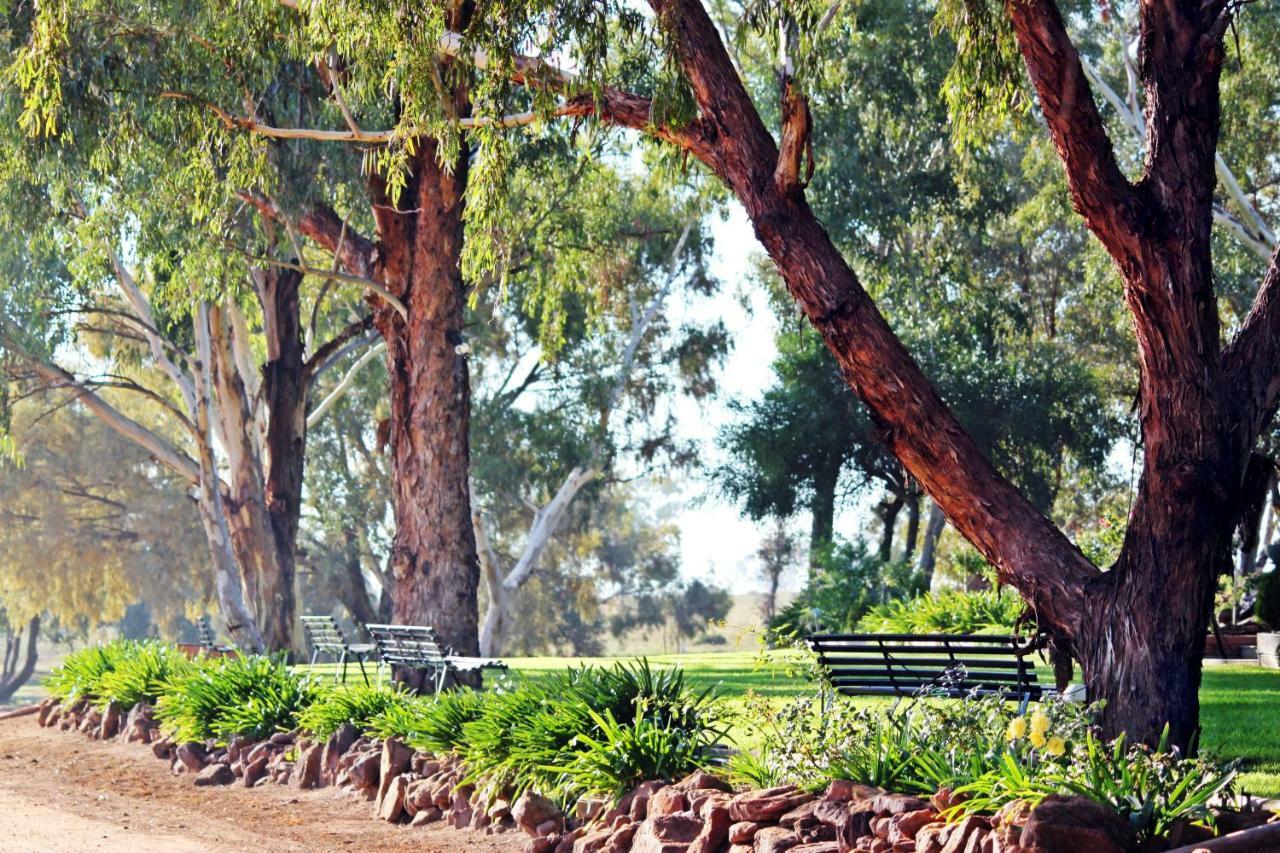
502, 652, 1280, 798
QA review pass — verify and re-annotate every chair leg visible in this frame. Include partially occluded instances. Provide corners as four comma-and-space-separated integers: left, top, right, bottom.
356, 655, 370, 687
310, 647, 319, 669
340, 650, 349, 685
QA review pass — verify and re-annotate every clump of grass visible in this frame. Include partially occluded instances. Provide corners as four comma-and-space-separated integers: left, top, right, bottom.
298, 682, 416, 738
156, 653, 319, 744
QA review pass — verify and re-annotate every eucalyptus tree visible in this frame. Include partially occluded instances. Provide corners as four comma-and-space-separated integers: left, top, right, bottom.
0, 396, 211, 654
17, 0, 1280, 743
0, 68, 378, 651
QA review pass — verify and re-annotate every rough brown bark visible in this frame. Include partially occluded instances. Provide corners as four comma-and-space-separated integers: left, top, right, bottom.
374, 141, 480, 681
627, 0, 1266, 748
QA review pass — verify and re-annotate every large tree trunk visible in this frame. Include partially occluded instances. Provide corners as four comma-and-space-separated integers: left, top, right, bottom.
373, 143, 480, 682
259, 268, 307, 652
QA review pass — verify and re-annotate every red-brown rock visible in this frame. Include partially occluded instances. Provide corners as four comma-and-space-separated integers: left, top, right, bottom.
1018, 795, 1133, 853
825, 781, 884, 803
605, 822, 639, 853
650, 786, 690, 817
193, 762, 236, 786
939, 816, 988, 853
754, 825, 802, 853
730, 785, 813, 823
872, 794, 929, 816
678, 770, 734, 793
688, 803, 731, 853
730, 821, 761, 843
291, 743, 323, 789
380, 773, 409, 822
514, 791, 564, 836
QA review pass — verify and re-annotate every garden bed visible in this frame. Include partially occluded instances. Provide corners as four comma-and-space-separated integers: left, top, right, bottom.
32, 641, 1280, 853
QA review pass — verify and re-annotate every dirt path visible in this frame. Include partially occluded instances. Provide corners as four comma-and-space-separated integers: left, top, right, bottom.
0, 717, 511, 853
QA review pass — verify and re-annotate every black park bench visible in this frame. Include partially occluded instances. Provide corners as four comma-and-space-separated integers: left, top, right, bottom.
367, 624, 507, 692
806, 633, 1049, 710
301, 615, 376, 685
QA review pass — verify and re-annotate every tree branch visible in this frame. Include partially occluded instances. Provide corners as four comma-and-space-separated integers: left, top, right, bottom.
1225, 246, 1280, 439
1005, 0, 1146, 260
306, 339, 386, 428
305, 314, 376, 378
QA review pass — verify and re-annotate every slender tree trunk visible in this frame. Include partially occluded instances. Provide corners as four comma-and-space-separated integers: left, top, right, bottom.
918, 501, 945, 590
0, 615, 39, 704
901, 483, 922, 563
876, 493, 904, 563
371, 142, 480, 684
808, 465, 838, 564
335, 529, 381, 630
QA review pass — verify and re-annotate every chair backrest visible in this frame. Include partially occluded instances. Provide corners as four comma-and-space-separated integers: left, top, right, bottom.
806, 633, 1042, 701
302, 615, 348, 652
197, 616, 218, 649
366, 624, 450, 670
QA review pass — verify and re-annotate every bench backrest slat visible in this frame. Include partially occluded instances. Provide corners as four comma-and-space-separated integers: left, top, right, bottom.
367, 624, 450, 670
808, 632, 1041, 701
302, 615, 350, 651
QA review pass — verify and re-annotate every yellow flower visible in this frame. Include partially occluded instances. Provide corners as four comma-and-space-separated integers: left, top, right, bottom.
1030, 709, 1051, 738
1045, 736, 1067, 757
1029, 728, 1047, 748
1006, 716, 1027, 741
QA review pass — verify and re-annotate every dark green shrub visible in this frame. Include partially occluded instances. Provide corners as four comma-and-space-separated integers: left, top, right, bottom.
96, 641, 193, 708
857, 588, 1023, 635
45, 639, 141, 703
368, 689, 483, 753
298, 682, 416, 738
771, 539, 924, 635
156, 653, 319, 744
1256, 570, 1280, 629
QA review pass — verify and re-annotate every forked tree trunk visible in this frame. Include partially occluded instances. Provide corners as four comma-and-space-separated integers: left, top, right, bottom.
0, 615, 39, 704
638, 0, 1266, 748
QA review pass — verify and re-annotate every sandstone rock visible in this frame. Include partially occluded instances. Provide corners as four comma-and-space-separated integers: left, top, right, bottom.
122, 703, 155, 744
175, 743, 207, 772
696, 793, 733, 820
527, 837, 559, 853
912, 822, 948, 853
814, 800, 850, 827
291, 743, 323, 789
375, 738, 412, 810
688, 803, 732, 853
321, 722, 359, 784
406, 779, 435, 812
242, 755, 269, 787
753, 825, 802, 853
825, 781, 884, 803
836, 806, 876, 851
575, 796, 609, 824
650, 787, 690, 817
678, 770, 734, 793
781, 800, 819, 827
939, 815, 988, 853
631, 812, 704, 852
605, 822, 639, 853
891, 809, 937, 841
380, 773, 409, 823
194, 762, 236, 786
151, 737, 174, 761
1019, 795, 1132, 853
96, 702, 123, 740
730, 821, 760, 843
872, 794, 929, 817
488, 798, 513, 823
36, 698, 58, 727
791, 844, 839, 853
411, 807, 443, 826
572, 827, 613, 853
269, 731, 295, 746
798, 822, 837, 844
730, 785, 813, 823
515, 791, 564, 836
536, 819, 562, 837
348, 751, 380, 794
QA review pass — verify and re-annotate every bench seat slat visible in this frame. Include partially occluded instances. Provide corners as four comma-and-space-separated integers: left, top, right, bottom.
811, 643, 1036, 657
824, 668, 1029, 683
